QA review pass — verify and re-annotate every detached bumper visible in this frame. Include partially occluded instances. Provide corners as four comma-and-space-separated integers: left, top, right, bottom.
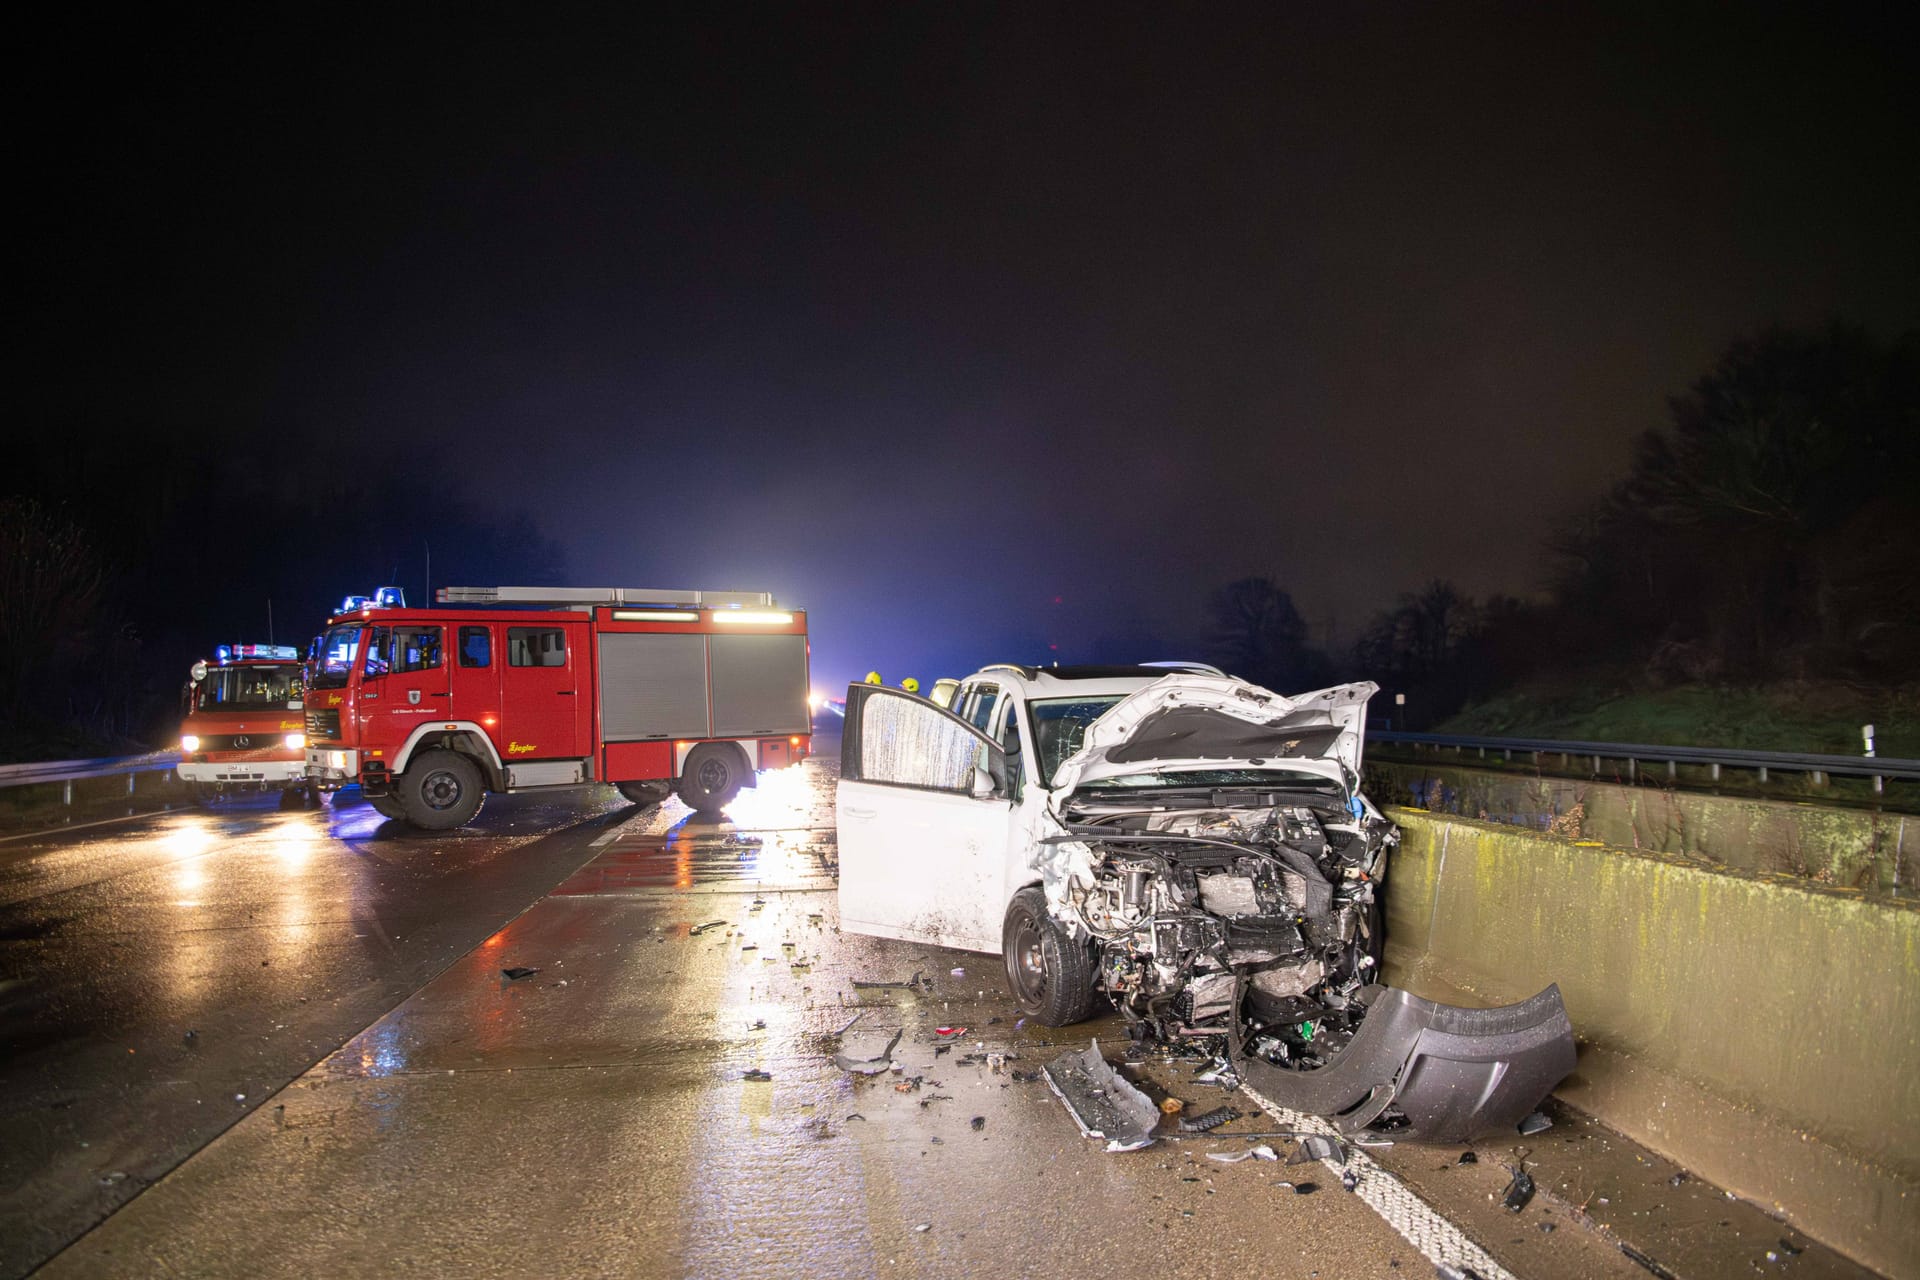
177, 759, 307, 787
304, 747, 360, 785
1236, 984, 1577, 1143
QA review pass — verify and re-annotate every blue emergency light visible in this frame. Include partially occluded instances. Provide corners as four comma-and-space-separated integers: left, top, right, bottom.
340, 595, 371, 613
214, 645, 232, 662
373, 586, 406, 608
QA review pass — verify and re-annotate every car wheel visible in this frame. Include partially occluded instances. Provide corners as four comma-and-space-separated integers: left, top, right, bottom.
675, 744, 744, 815
397, 749, 484, 830
616, 780, 672, 808
1002, 886, 1096, 1027
367, 793, 406, 821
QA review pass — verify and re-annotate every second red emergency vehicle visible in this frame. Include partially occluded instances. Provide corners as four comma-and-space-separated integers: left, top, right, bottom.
304, 586, 812, 829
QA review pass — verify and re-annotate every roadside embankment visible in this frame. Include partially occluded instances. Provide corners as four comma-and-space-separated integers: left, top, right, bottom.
1368, 759, 1916, 892
1381, 808, 1920, 1277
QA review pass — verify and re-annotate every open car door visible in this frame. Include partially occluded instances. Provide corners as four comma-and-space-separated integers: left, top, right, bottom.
837, 683, 1010, 953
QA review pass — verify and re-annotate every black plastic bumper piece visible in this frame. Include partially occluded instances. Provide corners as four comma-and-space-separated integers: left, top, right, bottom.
1233, 984, 1577, 1143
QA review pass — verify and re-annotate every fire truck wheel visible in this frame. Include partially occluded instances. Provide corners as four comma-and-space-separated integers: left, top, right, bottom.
398, 750, 485, 830
675, 744, 744, 814
616, 780, 671, 808
368, 793, 406, 821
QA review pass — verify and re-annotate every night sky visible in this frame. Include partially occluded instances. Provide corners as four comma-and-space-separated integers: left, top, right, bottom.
20, 4, 1919, 691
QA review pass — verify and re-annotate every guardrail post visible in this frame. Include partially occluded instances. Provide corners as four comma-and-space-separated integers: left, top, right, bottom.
1591, 754, 1601, 774
1874, 775, 1884, 794
127, 773, 137, 797
1758, 765, 1768, 784
1812, 770, 1825, 787
63, 780, 73, 806
1711, 763, 1721, 782
1666, 760, 1676, 780
1627, 757, 1636, 781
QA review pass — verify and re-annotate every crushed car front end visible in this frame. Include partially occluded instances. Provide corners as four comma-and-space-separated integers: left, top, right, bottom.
1034, 676, 1576, 1143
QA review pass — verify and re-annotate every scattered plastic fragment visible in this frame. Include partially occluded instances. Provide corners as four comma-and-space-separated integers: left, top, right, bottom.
1290, 1181, 1318, 1195
749, 1019, 766, 1031
1518, 1111, 1553, 1136
985, 1052, 1005, 1073
1159, 1098, 1186, 1115
1502, 1167, 1536, 1212
1178, 1106, 1239, 1134
835, 1028, 903, 1075
934, 1043, 952, 1057
689, 920, 727, 936
1619, 1242, 1680, 1280
1457, 1150, 1478, 1165
834, 1012, 865, 1035
1667, 1171, 1688, 1187
934, 1026, 966, 1037
1206, 1146, 1278, 1164
500, 967, 538, 981
950, 968, 965, 977
1352, 1133, 1394, 1148
1340, 1169, 1360, 1192
845, 1113, 867, 1122
970, 1116, 985, 1131
1776, 1239, 1803, 1258
913, 1223, 931, 1233
98, 1172, 128, 1186
1044, 1040, 1160, 1152
919, 1094, 954, 1107
1287, 1134, 1348, 1166
743, 1069, 772, 1082
1437, 1267, 1486, 1280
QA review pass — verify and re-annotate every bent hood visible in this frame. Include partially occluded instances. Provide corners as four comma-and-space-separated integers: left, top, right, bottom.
1052, 676, 1378, 796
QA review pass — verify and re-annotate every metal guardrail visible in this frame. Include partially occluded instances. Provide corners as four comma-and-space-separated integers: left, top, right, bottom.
1368, 730, 1918, 792
0, 751, 181, 803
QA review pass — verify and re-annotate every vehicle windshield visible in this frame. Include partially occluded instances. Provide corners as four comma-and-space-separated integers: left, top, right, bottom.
195, 664, 301, 710
1030, 695, 1129, 786
308, 623, 364, 690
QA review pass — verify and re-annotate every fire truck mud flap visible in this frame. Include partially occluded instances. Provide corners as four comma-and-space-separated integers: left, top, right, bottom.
1231, 984, 1576, 1143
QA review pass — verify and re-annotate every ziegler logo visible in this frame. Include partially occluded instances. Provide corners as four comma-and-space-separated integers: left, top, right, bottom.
328, 694, 343, 706
507, 742, 538, 755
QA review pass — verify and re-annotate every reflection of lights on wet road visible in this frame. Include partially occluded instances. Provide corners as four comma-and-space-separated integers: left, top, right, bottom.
357, 1017, 409, 1079
262, 814, 320, 869
163, 821, 219, 858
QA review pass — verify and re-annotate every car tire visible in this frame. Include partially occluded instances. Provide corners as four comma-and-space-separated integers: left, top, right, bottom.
616, 780, 672, 808
368, 793, 406, 821
1002, 886, 1096, 1027
675, 744, 744, 815
397, 750, 485, 830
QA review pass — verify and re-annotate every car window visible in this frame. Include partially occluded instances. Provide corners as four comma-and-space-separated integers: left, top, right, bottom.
966, 684, 1000, 735
849, 688, 995, 793
362, 626, 391, 678
1029, 695, 1128, 786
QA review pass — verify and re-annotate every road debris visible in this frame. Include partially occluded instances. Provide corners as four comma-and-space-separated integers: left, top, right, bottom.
834, 1011, 865, 1035
970, 1115, 985, 1131
1043, 1039, 1159, 1152
500, 967, 539, 981
913, 1223, 931, 1233
742, 1068, 772, 1082
1178, 1106, 1240, 1134
852, 971, 933, 992
1159, 1097, 1185, 1115
1457, 1150, 1478, 1165
1206, 1146, 1278, 1164
1518, 1110, 1553, 1136
1340, 1168, 1360, 1192
1286, 1134, 1348, 1166
834, 1028, 903, 1075
1501, 1166, 1536, 1212
688, 920, 728, 936
933, 1026, 967, 1037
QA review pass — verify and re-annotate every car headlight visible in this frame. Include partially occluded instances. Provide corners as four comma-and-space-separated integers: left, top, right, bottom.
181, 735, 200, 752
284, 732, 305, 750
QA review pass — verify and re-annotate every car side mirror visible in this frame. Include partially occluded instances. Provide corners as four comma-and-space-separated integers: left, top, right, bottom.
969, 765, 996, 799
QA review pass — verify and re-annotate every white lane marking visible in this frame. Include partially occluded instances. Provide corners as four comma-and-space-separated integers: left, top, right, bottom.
1237, 1081, 1517, 1280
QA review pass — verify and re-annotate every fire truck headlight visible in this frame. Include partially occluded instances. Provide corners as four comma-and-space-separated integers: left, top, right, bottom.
284, 732, 306, 750
180, 735, 200, 752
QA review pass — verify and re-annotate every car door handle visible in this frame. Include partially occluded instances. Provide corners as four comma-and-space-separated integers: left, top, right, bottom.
556, 691, 576, 695
428, 692, 449, 697
842, 806, 875, 819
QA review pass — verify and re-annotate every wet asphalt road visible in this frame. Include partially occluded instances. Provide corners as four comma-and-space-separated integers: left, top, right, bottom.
0, 787, 633, 1279
5, 744, 1868, 1279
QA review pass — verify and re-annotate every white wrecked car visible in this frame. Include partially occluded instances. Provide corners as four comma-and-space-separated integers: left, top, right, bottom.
836, 664, 1575, 1141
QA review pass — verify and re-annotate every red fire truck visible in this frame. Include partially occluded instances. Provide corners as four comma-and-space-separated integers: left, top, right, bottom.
303, 586, 812, 829
177, 644, 312, 804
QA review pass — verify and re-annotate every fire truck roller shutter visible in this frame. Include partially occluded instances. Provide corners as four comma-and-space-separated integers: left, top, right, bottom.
709, 634, 810, 737
598, 633, 712, 739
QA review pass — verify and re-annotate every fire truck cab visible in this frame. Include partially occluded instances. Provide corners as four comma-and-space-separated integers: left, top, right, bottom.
177, 644, 311, 803
304, 586, 812, 830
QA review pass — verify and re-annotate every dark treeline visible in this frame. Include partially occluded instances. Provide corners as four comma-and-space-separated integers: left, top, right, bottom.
1206, 324, 1920, 726
0, 433, 563, 760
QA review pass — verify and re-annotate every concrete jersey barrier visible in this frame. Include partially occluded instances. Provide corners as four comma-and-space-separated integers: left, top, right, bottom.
1380, 807, 1920, 1278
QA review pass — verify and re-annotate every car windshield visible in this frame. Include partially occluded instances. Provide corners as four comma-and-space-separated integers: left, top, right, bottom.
1029, 695, 1128, 786
196, 665, 301, 710
309, 623, 364, 690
